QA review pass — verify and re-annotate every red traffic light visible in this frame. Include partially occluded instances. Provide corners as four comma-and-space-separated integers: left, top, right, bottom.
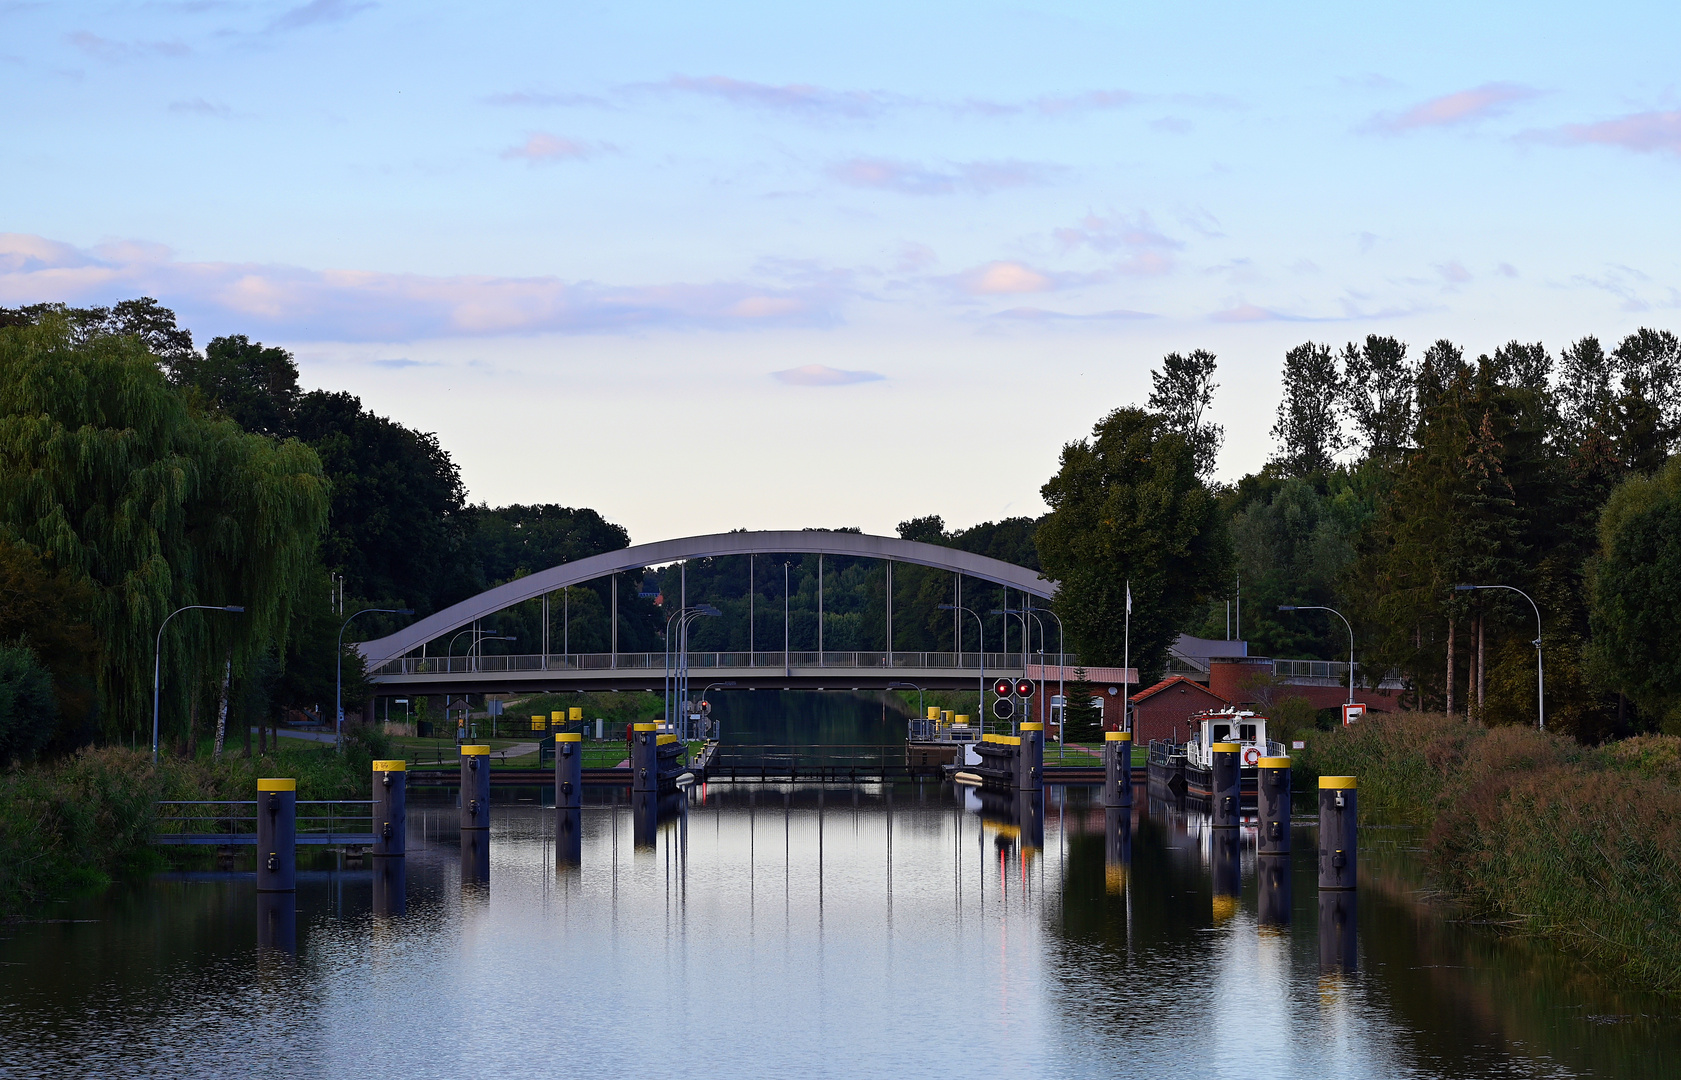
992, 678, 1014, 697
1015, 679, 1035, 698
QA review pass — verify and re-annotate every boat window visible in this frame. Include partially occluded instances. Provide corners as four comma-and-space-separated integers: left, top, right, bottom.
1212, 724, 1230, 742
1240, 724, 1256, 741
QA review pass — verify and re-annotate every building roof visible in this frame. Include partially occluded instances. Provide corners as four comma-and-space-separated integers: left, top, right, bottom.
1129, 675, 1231, 706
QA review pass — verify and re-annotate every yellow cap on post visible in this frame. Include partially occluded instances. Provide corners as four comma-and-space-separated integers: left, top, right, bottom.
372, 760, 406, 772
1258, 757, 1291, 768
461, 745, 491, 756
1212, 742, 1240, 753
927, 706, 941, 720
1320, 775, 1357, 790
532, 714, 545, 724
551, 711, 563, 722
569, 707, 583, 722
656, 733, 678, 745
982, 733, 1022, 746
257, 778, 296, 791
556, 732, 582, 743
633, 722, 658, 732
1021, 722, 1044, 731
1105, 731, 1132, 742
953, 715, 969, 726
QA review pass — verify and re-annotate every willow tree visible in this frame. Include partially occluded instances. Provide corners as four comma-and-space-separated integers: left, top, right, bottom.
0, 316, 328, 745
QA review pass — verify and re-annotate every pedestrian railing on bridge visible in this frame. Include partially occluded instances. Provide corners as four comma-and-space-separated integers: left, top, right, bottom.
152, 799, 377, 846
370, 651, 1058, 677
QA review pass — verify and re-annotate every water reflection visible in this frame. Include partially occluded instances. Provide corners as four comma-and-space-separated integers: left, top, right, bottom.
1, 783, 1677, 1078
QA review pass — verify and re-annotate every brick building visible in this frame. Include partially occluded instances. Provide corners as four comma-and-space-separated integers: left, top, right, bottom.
1127, 676, 1231, 745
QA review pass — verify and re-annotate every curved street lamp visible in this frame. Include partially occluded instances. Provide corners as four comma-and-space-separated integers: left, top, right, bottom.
1278, 604, 1356, 705
338, 607, 414, 750
153, 604, 244, 764
1455, 584, 1544, 729
938, 604, 985, 736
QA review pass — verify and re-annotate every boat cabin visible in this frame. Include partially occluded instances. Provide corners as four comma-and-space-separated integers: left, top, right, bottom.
1185, 708, 1278, 769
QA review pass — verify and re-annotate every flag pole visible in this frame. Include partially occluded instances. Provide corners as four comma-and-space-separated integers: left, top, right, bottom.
1123, 580, 1132, 735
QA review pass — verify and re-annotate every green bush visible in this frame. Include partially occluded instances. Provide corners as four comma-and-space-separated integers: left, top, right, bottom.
0, 643, 56, 763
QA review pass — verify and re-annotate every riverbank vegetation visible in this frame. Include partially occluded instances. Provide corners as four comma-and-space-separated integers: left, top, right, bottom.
1300, 713, 1681, 995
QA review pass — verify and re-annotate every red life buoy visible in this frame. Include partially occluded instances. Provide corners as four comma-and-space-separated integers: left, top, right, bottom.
1242, 746, 1261, 767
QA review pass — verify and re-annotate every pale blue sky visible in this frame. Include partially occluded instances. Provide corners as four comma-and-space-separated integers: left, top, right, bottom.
4, 1, 1678, 539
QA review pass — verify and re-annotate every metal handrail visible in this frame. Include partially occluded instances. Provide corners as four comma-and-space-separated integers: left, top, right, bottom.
373, 650, 1073, 677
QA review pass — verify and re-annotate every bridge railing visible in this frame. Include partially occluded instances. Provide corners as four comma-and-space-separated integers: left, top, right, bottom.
370, 651, 1063, 677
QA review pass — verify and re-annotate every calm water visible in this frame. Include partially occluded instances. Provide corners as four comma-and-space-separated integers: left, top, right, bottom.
2, 781, 1677, 1079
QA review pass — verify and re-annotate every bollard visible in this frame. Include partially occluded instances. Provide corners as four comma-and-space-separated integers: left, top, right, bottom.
1104, 807, 1132, 896
1103, 731, 1133, 808
1318, 776, 1358, 890
372, 760, 407, 859
1211, 826, 1242, 919
569, 706, 584, 726
460, 744, 491, 833
631, 722, 659, 793
554, 733, 582, 809
1318, 889, 1357, 972
1257, 756, 1291, 855
256, 778, 296, 894
256, 892, 297, 953
1258, 852, 1291, 927
1211, 742, 1240, 828
372, 854, 406, 917
1018, 722, 1044, 791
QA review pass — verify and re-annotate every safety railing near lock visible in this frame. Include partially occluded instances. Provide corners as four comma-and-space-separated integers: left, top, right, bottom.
152, 799, 378, 846
371, 651, 1074, 677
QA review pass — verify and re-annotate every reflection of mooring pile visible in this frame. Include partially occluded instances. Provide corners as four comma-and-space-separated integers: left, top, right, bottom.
959, 722, 1045, 792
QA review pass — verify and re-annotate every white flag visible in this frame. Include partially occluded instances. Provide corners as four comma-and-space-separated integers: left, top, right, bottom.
1126, 582, 1132, 615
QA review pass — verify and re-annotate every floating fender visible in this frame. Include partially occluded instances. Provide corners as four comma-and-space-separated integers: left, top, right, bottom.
953, 771, 984, 786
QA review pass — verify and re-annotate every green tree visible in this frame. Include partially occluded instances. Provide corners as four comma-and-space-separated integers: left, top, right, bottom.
1270, 342, 1346, 476
0, 539, 98, 750
167, 334, 301, 438
1589, 456, 1681, 730
1062, 668, 1102, 742
1147, 349, 1223, 479
0, 316, 329, 743
0, 643, 57, 763
1037, 407, 1228, 680
1341, 335, 1413, 461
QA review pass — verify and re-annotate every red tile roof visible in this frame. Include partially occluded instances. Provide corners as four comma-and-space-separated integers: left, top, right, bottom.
1129, 675, 1230, 706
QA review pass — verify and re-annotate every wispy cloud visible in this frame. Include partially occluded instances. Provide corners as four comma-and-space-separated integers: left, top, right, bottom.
66, 31, 190, 61
0, 232, 842, 341
482, 90, 609, 108
660, 75, 900, 119
1524, 110, 1681, 157
772, 364, 884, 386
949, 261, 1111, 296
168, 97, 232, 117
1435, 260, 1472, 283
1366, 82, 1539, 132
963, 89, 1141, 117
368, 357, 436, 368
992, 306, 1154, 321
269, 0, 375, 32
1053, 212, 1181, 253
1210, 303, 1310, 323
499, 133, 598, 164
829, 157, 1062, 196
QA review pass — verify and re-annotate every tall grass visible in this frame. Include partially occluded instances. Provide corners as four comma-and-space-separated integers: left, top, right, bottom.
0, 730, 383, 915
1300, 714, 1681, 996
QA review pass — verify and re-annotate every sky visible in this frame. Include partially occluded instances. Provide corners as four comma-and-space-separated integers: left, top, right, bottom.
4, 1, 1679, 543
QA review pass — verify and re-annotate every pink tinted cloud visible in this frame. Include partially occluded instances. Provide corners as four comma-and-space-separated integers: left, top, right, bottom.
0, 233, 840, 341
1210, 303, 1307, 323
500, 133, 595, 163
830, 157, 1061, 195
1526, 110, 1681, 157
662, 75, 899, 119
772, 364, 884, 386
1368, 82, 1539, 132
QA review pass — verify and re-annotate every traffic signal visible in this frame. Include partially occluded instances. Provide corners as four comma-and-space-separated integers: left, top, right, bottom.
993, 677, 1014, 698
1015, 679, 1034, 698
992, 697, 1015, 720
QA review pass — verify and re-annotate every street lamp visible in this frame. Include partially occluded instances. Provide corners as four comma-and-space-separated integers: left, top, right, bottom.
1278, 605, 1356, 704
152, 604, 244, 764
338, 607, 415, 750
1455, 584, 1545, 729
699, 680, 736, 741
664, 605, 720, 734
1028, 605, 1065, 748
937, 604, 985, 735
888, 680, 926, 739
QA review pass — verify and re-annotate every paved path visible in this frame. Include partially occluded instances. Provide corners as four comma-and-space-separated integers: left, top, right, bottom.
253, 727, 538, 760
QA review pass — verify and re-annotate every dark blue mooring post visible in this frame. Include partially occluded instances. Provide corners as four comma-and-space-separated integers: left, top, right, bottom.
1318, 776, 1357, 890
256, 778, 296, 894
555, 731, 583, 866
1211, 741, 1240, 828
1258, 850, 1291, 927
631, 723, 658, 793
1104, 731, 1132, 808
1211, 826, 1242, 922
373, 759, 407, 858
1319, 889, 1357, 971
1017, 722, 1044, 791
1257, 756, 1290, 856
373, 855, 406, 917
461, 745, 491, 886
257, 892, 297, 953
632, 789, 658, 849
1104, 807, 1131, 896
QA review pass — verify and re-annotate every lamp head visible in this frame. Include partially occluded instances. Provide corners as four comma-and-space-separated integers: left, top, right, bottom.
1454, 584, 1477, 592
397, 608, 415, 615
1277, 605, 1297, 611
223, 605, 245, 612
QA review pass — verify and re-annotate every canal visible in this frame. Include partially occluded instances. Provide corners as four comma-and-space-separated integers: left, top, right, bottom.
1, 695, 1675, 1078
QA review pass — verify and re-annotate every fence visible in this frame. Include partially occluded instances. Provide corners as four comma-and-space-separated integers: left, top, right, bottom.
152, 799, 376, 845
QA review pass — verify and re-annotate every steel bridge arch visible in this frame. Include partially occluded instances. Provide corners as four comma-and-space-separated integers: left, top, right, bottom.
355, 529, 1056, 664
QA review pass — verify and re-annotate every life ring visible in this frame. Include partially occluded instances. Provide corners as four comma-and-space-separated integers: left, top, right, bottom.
1241, 746, 1261, 767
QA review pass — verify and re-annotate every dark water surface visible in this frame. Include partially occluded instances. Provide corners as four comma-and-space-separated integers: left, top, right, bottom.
1, 693, 1675, 1078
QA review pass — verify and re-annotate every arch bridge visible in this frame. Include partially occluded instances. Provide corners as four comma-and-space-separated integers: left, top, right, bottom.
358, 530, 1060, 697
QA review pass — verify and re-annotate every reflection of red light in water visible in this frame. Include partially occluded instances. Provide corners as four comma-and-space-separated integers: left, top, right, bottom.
1020, 848, 1026, 889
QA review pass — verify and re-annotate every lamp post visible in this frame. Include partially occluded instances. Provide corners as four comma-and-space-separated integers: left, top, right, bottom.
337, 607, 414, 751
700, 680, 735, 741
1277, 605, 1356, 705
1455, 584, 1545, 729
1029, 605, 1065, 748
663, 605, 719, 734
938, 604, 984, 735
888, 681, 925, 739
152, 604, 244, 764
